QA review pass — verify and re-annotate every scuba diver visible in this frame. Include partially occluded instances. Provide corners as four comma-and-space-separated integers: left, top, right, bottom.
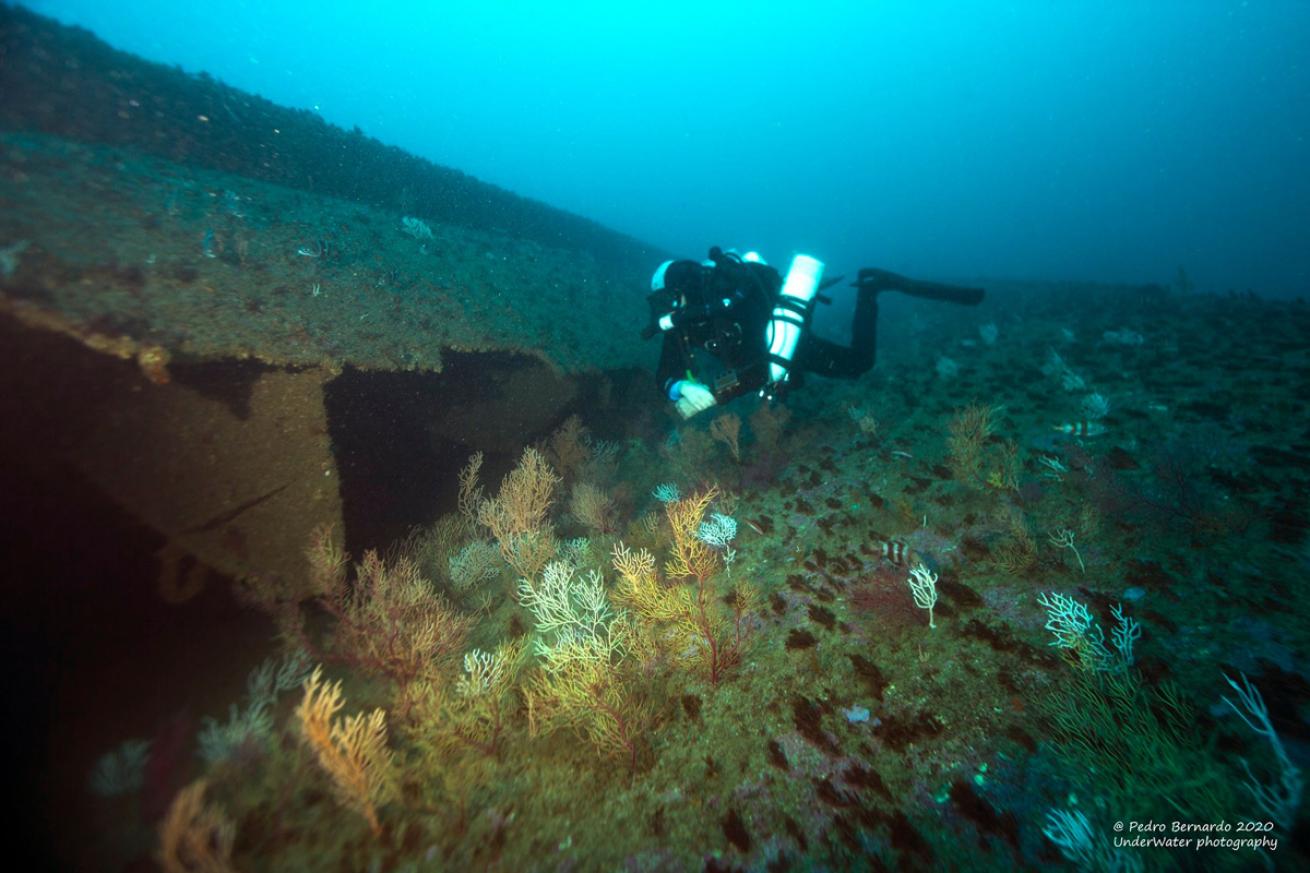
643, 246, 986, 418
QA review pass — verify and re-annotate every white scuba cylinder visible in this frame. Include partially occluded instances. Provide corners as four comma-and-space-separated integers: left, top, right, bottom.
766, 254, 825, 385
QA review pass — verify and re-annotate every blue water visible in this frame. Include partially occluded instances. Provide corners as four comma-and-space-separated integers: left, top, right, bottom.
24, 0, 1310, 297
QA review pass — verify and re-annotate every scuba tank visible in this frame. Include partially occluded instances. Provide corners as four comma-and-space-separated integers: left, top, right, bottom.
764, 254, 825, 394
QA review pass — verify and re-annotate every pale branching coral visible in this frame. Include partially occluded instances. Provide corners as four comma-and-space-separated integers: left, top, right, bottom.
421, 638, 528, 758
89, 738, 151, 797
907, 563, 939, 629
518, 559, 626, 667
1037, 592, 1139, 672
246, 648, 314, 709
198, 702, 272, 767
516, 557, 650, 768
198, 650, 311, 766
0, 239, 29, 280
447, 540, 502, 593
1222, 672, 1304, 832
400, 216, 434, 240
651, 482, 680, 504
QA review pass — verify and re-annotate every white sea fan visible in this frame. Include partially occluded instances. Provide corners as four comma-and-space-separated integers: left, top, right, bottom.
1102, 328, 1144, 346
448, 540, 502, 592
697, 513, 738, 549
557, 537, 592, 566
401, 215, 434, 240
1081, 392, 1111, 420
198, 650, 311, 766
198, 701, 274, 765
651, 482, 680, 503
456, 648, 506, 698
1061, 372, 1086, 392
0, 240, 29, 279
247, 648, 313, 711
1044, 349, 1087, 392
89, 738, 151, 797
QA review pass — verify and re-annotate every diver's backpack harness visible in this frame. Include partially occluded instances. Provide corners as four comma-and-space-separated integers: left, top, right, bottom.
644, 246, 830, 405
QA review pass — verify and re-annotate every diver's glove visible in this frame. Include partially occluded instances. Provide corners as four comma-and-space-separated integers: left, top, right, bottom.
670, 380, 717, 420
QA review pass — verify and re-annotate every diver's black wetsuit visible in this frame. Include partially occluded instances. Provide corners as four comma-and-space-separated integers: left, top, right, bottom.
652, 256, 882, 404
